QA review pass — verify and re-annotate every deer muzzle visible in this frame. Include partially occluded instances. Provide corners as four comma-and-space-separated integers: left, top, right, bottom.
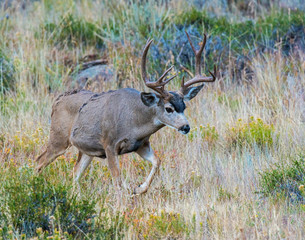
178, 124, 190, 134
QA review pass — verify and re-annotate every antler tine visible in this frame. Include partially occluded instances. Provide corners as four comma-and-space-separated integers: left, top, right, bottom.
185, 31, 207, 76
148, 85, 168, 99
141, 38, 154, 82
141, 38, 176, 99
161, 74, 177, 86
148, 77, 176, 99
208, 65, 217, 81
180, 76, 185, 89
180, 32, 216, 93
185, 31, 196, 54
155, 66, 174, 84
181, 73, 215, 90
196, 34, 207, 75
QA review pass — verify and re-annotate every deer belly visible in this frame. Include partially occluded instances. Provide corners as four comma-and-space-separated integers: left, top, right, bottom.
70, 130, 106, 157
74, 142, 106, 158
118, 139, 144, 155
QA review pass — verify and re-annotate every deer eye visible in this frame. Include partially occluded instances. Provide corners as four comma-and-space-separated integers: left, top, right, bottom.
165, 107, 174, 113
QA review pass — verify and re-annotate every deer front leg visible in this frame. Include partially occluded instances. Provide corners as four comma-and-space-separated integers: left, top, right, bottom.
73, 153, 93, 182
134, 142, 161, 195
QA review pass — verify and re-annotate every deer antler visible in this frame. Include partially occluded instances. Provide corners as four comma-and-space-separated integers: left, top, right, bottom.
180, 31, 216, 94
141, 39, 177, 100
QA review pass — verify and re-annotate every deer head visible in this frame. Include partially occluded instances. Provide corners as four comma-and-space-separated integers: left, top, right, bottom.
140, 31, 217, 134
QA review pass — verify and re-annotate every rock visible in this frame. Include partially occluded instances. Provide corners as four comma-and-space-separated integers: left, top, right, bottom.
72, 64, 115, 92
2, 0, 27, 10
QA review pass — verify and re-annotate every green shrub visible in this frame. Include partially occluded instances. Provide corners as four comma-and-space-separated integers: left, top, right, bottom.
174, 7, 305, 49
42, 14, 103, 47
226, 117, 277, 149
0, 48, 15, 93
0, 166, 96, 238
175, 7, 208, 26
257, 10, 305, 39
0, 162, 126, 239
259, 155, 305, 204
174, 7, 255, 38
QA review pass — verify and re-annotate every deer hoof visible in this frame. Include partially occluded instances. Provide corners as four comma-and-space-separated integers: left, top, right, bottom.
133, 185, 147, 195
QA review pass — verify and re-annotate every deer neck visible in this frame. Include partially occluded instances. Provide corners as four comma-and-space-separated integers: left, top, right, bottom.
134, 107, 164, 139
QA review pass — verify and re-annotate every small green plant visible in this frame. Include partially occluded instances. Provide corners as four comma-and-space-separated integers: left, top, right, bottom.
217, 186, 235, 201
226, 117, 277, 149
188, 124, 219, 146
259, 155, 305, 204
94, 210, 125, 240
0, 133, 4, 148
137, 210, 191, 239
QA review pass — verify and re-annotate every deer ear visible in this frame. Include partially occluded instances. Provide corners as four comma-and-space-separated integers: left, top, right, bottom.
183, 84, 204, 102
141, 92, 160, 107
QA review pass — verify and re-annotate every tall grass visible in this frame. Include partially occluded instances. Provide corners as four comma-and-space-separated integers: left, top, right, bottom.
0, 0, 305, 239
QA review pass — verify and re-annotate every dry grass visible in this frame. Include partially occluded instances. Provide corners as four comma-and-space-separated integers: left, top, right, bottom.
0, 0, 305, 239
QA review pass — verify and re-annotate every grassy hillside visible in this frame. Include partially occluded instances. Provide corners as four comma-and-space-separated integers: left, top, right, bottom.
0, 0, 305, 239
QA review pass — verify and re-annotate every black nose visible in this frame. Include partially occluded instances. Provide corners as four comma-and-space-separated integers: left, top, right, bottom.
179, 124, 190, 134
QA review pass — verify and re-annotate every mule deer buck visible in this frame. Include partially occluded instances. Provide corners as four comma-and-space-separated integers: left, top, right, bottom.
35, 32, 216, 194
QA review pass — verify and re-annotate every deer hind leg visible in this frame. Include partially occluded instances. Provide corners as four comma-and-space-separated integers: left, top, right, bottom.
75, 151, 83, 166
105, 146, 122, 188
73, 153, 93, 182
35, 131, 70, 173
35, 144, 69, 172
134, 142, 161, 195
